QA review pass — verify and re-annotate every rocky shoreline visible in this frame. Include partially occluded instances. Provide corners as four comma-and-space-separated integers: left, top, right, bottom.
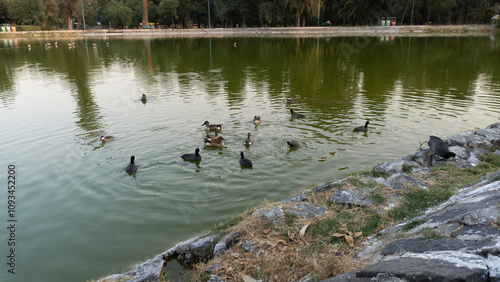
0, 24, 497, 39
99, 124, 500, 281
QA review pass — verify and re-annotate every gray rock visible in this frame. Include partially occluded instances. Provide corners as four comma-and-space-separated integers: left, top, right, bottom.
486, 254, 500, 280
486, 123, 500, 132
447, 132, 470, 147
312, 179, 345, 193
447, 132, 490, 148
355, 252, 489, 281
297, 273, 315, 282
175, 235, 218, 264
448, 146, 469, 159
213, 232, 241, 257
98, 254, 165, 282
362, 175, 386, 185
439, 222, 463, 236
456, 159, 474, 168
383, 173, 427, 189
205, 263, 220, 274
321, 272, 407, 282
405, 148, 433, 167
381, 238, 478, 255
481, 171, 500, 182
476, 128, 500, 141
241, 241, 261, 253
329, 188, 373, 207
468, 155, 481, 165
279, 192, 309, 203
285, 202, 331, 219
426, 181, 500, 227
207, 276, 225, 282
372, 159, 405, 175
252, 206, 284, 226
471, 147, 488, 158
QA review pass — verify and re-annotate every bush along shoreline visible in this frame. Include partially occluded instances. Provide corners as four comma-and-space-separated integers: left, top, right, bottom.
99, 123, 500, 282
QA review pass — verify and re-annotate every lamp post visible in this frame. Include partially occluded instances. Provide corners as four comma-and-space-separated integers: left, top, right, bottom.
81, 0, 86, 30
207, 0, 211, 28
410, 0, 415, 25
317, 1, 320, 26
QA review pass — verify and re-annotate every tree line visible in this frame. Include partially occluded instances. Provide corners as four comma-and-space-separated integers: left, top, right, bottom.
0, 0, 498, 30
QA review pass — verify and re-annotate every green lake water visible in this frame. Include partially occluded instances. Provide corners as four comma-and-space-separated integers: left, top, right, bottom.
0, 35, 499, 281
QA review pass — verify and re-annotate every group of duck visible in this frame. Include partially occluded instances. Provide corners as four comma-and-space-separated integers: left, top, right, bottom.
180, 117, 260, 168
104, 95, 376, 174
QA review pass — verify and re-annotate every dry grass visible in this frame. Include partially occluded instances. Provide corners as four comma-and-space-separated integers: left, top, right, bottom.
193, 213, 361, 281
190, 152, 500, 281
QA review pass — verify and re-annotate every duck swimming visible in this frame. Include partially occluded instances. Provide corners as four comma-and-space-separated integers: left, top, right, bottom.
286, 97, 297, 104
243, 133, 253, 146
202, 121, 222, 131
204, 129, 220, 142
125, 156, 138, 174
290, 109, 305, 118
100, 136, 114, 142
253, 116, 261, 124
353, 121, 370, 132
287, 140, 300, 148
239, 152, 253, 167
428, 136, 456, 159
181, 148, 201, 161
205, 136, 225, 147
141, 94, 147, 102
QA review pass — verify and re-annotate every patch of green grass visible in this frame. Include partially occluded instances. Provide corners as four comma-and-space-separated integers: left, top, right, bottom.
369, 190, 387, 205
369, 170, 390, 179
347, 177, 366, 187
389, 187, 453, 221
403, 164, 418, 173
212, 214, 245, 233
361, 214, 383, 235
308, 217, 341, 238
284, 211, 298, 226
478, 152, 500, 167
402, 218, 428, 231
421, 227, 441, 239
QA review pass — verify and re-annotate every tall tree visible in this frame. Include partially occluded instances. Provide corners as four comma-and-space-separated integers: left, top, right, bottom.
142, 0, 148, 26
42, 0, 58, 26
59, 0, 79, 29
158, 0, 178, 26
102, 0, 133, 28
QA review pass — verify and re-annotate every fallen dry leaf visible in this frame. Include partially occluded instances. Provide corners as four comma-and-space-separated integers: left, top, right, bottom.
354, 231, 362, 237
490, 218, 499, 229
376, 224, 385, 233
299, 225, 309, 237
332, 233, 345, 237
345, 235, 354, 247
241, 273, 263, 282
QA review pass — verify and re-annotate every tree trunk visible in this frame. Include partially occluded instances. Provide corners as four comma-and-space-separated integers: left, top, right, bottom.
142, 0, 149, 27
400, 0, 410, 25
68, 16, 72, 30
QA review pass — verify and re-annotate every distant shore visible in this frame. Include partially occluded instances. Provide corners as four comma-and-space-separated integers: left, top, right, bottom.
0, 24, 497, 39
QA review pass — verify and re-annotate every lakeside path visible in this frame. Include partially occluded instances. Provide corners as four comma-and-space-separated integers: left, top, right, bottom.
0, 24, 497, 39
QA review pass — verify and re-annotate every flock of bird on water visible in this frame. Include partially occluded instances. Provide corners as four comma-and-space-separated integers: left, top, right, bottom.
101, 95, 454, 174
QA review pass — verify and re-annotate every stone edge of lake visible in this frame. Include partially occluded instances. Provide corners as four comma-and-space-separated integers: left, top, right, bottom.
0, 25, 498, 39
